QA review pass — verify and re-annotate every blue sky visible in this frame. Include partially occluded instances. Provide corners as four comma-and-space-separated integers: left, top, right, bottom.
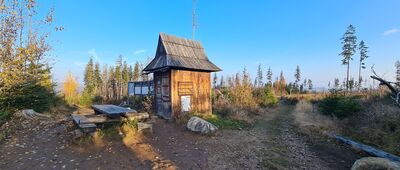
41, 0, 400, 88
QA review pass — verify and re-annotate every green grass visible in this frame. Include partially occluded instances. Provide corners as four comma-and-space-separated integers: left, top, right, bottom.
0, 111, 11, 121
205, 115, 249, 130
98, 123, 123, 140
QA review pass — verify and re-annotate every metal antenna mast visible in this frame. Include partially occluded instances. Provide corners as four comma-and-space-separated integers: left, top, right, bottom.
192, 0, 198, 40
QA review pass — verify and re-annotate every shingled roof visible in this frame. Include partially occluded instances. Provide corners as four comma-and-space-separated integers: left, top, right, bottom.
143, 33, 221, 73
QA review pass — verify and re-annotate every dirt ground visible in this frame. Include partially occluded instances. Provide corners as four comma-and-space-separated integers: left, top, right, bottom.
0, 104, 361, 170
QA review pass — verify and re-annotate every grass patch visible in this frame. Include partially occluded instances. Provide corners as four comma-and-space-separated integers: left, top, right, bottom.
205, 115, 249, 130
123, 118, 138, 131
0, 110, 11, 122
261, 146, 294, 170
97, 123, 123, 140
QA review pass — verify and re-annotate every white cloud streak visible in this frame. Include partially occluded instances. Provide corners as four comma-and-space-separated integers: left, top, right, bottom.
133, 49, 147, 55
382, 28, 399, 36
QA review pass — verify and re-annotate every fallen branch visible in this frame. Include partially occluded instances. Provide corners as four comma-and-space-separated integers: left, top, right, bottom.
18, 109, 51, 119
371, 76, 400, 107
335, 135, 400, 163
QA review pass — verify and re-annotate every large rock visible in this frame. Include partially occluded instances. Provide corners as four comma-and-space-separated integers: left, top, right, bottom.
187, 117, 218, 134
351, 157, 400, 170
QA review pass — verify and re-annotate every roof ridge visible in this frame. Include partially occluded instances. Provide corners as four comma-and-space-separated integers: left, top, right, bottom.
162, 40, 204, 49
166, 54, 209, 60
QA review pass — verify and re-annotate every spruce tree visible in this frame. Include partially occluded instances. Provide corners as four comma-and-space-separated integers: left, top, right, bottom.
334, 78, 340, 89
213, 73, 218, 88
257, 64, 263, 87
94, 62, 102, 95
294, 65, 301, 91
307, 79, 313, 91
340, 25, 357, 93
84, 57, 95, 95
133, 61, 140, 81
358, 40, 369, 91
279, 71, 286, 96
266, 66, 273, 86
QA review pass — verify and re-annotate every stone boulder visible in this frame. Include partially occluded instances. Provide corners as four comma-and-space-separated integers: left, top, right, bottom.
351, 157, 400, 170
187, 116, 218, 134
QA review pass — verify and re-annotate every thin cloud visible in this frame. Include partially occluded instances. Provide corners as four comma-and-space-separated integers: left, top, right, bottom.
382, 28, 399, 36
133, 49, 147, 55
88, 48, 101, 62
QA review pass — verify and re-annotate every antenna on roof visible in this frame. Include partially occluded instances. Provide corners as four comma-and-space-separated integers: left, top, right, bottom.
192, 0, 198, 40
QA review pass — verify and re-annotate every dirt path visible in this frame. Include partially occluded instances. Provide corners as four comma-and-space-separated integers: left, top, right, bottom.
0, 104, 360, 170
259, 105, 361, 169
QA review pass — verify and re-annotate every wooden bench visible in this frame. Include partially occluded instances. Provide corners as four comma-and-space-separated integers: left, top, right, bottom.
72, 105, 150, 133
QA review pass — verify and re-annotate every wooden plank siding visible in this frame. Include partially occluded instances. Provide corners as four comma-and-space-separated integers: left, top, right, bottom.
170, 70, 211, 118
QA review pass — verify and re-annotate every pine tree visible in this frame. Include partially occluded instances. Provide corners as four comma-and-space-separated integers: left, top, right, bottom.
334, 78, 340, 89
84, 57, 95, 95
358, 40, 369, 91
348, 77, 354, 92
108, 66, 116, 99
94, 62, 102, 95
307, 79, 313, 91
114, 56, 123, 99
101, 65, 108, 100
279, 71, 286, 96
256, 64, 263, 87
129, 65, 133, 81
340, 25, 357, 93
133, 61, 140, 81
213, 73, 218, 88
294, 65, 301, 92
266, 66, 273, 86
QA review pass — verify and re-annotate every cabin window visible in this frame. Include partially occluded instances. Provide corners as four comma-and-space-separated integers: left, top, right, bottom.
161, 73, 170, 101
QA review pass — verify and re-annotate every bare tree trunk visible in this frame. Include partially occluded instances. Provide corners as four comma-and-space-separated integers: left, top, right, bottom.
346, 62, 350, 94
358, 60, 362, 92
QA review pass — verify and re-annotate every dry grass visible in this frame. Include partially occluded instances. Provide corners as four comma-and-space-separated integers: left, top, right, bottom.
293, 100, 339, 136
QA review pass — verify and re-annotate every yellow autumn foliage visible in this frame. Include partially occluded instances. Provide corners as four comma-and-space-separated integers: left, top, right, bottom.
62, 72, 80, 105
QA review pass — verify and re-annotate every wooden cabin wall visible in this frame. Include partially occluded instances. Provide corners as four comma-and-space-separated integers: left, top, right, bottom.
170, 70, 211, 118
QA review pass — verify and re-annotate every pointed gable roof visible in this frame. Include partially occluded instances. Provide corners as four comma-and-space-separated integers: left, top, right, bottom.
143, 33, 221, 73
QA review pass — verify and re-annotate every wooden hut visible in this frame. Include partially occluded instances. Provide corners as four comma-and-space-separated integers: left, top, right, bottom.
143, 33, 221, 119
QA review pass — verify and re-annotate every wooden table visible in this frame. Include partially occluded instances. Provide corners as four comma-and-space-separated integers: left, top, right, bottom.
72, 105, 150, 133
92, 105, 137, 118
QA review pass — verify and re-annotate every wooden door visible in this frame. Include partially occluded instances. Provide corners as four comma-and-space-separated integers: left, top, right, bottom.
155, 71, 171, 119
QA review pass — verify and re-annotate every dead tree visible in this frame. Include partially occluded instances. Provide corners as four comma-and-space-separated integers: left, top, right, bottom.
370, 67, 400, 107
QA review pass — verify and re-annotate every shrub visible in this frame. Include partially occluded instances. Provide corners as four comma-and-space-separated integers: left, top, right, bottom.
92, 95, 103, 104
260, 85, 278, 107
79, 91, 93, 107
318, 94, 361, 119
0, 81, 56, 112
205, 114, 249, 130
0, 110, 11, 122
126, 95, 154, 113
123, 118, 138, 130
